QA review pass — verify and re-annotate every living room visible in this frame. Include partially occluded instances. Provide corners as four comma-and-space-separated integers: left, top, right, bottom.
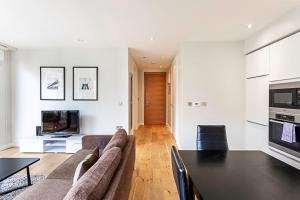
1, 1, 300, 200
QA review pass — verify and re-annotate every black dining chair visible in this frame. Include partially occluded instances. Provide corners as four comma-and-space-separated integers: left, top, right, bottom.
171, 145, 195, 200
196, 125, 228, 150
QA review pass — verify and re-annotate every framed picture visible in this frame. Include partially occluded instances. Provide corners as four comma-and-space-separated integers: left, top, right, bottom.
73, 67, 98, 101
40, 67, 65, 100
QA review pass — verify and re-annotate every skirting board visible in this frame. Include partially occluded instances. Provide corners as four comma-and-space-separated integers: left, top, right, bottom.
269, 146, 300, 163
0, 143, 14, 151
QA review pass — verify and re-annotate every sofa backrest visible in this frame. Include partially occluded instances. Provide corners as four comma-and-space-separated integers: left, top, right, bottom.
102, 135, 135, 200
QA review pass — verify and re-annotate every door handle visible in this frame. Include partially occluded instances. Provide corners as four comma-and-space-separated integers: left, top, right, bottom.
145, 93, 149, 106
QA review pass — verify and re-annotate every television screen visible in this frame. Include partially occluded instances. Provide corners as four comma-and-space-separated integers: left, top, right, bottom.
41, 110, 80, 134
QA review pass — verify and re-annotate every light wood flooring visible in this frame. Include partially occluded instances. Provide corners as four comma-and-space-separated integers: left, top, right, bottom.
0, 148, 72, 176
129, 125, 179, 200
0, 125, 178, 200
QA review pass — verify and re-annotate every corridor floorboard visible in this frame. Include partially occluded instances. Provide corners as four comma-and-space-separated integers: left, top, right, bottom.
129, 125, 179, 200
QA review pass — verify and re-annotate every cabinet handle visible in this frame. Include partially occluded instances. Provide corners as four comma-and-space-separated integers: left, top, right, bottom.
247, 120, 268, 126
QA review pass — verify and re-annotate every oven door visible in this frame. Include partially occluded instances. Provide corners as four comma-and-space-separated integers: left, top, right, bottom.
269, 89, 298, 109
269, 119, 300, 154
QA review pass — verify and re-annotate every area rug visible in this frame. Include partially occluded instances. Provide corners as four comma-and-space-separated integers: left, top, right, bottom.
0, 175, 45, 200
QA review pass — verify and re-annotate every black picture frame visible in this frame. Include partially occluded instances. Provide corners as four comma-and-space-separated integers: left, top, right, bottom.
73, 66, 98, 101
40, 66, 65, 100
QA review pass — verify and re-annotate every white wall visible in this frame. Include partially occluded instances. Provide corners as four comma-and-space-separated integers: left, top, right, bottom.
166, 70, 171, 128
138, 69, 144, 125
11, 48, 129, 145
245, 7, 300, 53
175, 42, 245, 150
0, 50, 12, 149
170, 58, 178, 135
128, 53, 139, 131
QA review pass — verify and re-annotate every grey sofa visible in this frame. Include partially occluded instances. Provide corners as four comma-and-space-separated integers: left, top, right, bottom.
15, 129, 135, 200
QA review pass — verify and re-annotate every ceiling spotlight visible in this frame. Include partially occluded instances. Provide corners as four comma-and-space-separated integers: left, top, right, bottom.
247, 24, 253, 29
149, 37, 153, 41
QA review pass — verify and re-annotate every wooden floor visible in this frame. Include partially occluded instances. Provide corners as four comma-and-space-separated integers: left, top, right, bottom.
0, 125, 178, 200
0, 148, 72, 176
129, 125, 179, 200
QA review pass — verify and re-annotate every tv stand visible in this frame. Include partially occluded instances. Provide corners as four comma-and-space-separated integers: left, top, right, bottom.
51, 135, 72, 138
20, 135, 83, 153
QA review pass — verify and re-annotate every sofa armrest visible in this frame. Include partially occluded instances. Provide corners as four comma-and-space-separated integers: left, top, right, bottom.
82, 135, 113, 150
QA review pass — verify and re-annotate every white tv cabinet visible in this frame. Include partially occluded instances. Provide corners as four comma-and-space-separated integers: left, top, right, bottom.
20, 135, 83, 153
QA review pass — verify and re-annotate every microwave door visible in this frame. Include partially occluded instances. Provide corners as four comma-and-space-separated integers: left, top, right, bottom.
270, 89, 298, 108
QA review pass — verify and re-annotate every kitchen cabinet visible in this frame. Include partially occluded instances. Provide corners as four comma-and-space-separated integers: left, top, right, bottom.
246, 47, 269, 78
270, 32, 300, 82
245, 121, 268, 151
246, 76, 269, 126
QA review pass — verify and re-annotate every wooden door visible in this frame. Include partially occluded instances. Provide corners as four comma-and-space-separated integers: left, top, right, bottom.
144, 72, 166, 125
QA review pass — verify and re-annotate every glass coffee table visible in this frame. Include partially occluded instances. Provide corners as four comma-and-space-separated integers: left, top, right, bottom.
0, 158, 40, 195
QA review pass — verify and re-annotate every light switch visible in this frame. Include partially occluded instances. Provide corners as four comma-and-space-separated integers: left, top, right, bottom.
193, 102, 201, 107
187, 101, 207, 107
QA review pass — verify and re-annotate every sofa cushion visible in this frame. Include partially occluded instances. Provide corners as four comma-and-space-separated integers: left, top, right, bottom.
63, 147, 122, 200
47, 149, 94, 180
14, 179, 72, 200
73, 147, 100, 185
103, 129, 128, 153
102, 135, 135, 200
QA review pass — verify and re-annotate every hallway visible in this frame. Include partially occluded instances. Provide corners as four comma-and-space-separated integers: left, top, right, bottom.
129, 125, 179, 200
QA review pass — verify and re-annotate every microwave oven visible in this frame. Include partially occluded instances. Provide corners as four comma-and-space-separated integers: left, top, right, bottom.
270, 88, 300, 109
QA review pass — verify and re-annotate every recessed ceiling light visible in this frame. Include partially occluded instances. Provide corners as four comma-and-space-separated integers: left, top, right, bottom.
247, 24, 253, 29
149, 37, 153, 41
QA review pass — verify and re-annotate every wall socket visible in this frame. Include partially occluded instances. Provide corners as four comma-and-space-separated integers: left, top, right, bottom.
116, 126, 123, 130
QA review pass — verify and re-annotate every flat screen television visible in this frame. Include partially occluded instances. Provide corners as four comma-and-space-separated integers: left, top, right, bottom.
41, 110, 80, 135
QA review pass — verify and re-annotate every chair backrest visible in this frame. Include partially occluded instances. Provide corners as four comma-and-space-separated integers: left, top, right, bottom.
171, 146, 194, 200
196, 125, 228, 151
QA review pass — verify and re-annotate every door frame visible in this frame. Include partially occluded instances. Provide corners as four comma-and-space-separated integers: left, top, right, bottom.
129, 73, 133, 131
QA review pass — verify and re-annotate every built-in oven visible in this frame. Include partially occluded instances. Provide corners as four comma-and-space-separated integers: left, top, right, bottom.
269, 82, 300, 159
269, 111, 300, 158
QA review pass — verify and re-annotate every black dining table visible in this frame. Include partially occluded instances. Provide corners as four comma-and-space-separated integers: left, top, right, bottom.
178, 150, 300, 200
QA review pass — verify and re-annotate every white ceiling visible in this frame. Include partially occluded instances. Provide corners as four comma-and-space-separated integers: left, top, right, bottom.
1, 0, 300, 69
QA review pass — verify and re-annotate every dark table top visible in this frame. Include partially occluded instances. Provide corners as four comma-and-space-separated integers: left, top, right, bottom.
178, 150, 300, 200
0, 158, 40, 181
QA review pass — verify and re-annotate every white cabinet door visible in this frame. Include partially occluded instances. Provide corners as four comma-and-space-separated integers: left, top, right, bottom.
246, 47, 269, 78
20, 139, 43, 152
245, 122, 268, 151
66, 140, 82, 153
246, 76, 269, 126
270, 33, 300, 82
